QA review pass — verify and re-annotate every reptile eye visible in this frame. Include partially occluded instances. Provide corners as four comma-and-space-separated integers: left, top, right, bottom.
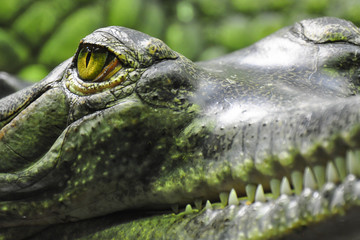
77, 45, 122, 82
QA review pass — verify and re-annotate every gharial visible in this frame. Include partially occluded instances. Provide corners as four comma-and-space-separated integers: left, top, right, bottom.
1, 17, 360, 240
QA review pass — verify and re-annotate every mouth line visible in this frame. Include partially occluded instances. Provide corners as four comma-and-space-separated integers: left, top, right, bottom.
36, 151, 360, 240
138, 149, 358, 240
171, 175, 360, 240
170, 148, 360, 217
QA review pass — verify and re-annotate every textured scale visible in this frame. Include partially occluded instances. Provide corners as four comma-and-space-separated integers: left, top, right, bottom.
1, 17, 360, 240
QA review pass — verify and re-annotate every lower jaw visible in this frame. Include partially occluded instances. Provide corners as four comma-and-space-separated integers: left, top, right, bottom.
169, 149, 360, 239
14, 151, 360, 239
180, 175, 360, 240
26, 175, 360, 240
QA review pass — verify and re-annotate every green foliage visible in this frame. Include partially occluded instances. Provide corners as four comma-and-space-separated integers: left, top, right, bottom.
198, 0, 227, 17
18, 64, 48, 82
0, 0, 30, 21
107, 0, 141, 28
303, 0, 329, 14
13, 1, 61, 45
231, 0, 266, 13
176, 1, 195, 23
136, 1, 165, 38
0, 29, 28, 73
0, 0, 359, 81
166, 22, 203, 60
38, 4, 103, 66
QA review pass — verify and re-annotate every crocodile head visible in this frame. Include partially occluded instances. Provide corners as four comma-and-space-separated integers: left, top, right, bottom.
1, 17, 360, 239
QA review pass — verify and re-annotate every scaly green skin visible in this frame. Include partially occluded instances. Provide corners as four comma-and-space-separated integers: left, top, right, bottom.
1, 17, 360, 239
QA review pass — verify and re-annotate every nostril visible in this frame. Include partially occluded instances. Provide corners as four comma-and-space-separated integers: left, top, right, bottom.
152, 95, 159, 101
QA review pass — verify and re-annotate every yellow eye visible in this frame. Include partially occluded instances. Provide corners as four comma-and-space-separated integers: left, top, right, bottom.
76, 45, 122, 82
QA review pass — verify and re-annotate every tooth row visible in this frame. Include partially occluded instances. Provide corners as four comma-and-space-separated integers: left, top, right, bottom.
313, 165, 325, 188
270, 179, 280, 199
346, 150, 360, 177
304, 167, 317, 189
326, 162, 339, 183
291, 171, 303, 195
228, 189, 239, 205
255, 184, 266, 202
335, 157, 346, 180
229, 184, 267, 206
280, 176, 292, 195
245, 184, 256, 203
175, 150, 360, 214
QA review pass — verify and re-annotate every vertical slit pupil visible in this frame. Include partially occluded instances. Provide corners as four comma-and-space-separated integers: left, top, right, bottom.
85, 49, 92, 68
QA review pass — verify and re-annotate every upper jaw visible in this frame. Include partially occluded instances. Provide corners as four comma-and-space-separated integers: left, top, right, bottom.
147, 94, 360, 239
150, 17, 360, 214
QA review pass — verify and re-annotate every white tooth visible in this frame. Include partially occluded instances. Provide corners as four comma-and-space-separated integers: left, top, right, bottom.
330, 187, 345, 210
255, 184, 266, 202
291, 170, 303, 195
303, 167, 317, 190
245, 184, 256, 202
171, 204, 179, 213
346, 151, 360, 177
335, 157, 346, 181
326, 161, 339, 183
205, 200, 212, 210
219, 192, 228, 206
184, 204, 193, 214
194, 199, 202, 210
270, 179, 280, 199
280, 177, 292, 195
228, 188, 239, 205
313, 165, 325, 188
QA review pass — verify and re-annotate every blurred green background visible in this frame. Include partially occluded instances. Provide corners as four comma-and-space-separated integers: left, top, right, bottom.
1, 0, 360, 82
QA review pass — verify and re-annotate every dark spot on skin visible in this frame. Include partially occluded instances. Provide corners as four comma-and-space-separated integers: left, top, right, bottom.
172, 80, 181, 89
